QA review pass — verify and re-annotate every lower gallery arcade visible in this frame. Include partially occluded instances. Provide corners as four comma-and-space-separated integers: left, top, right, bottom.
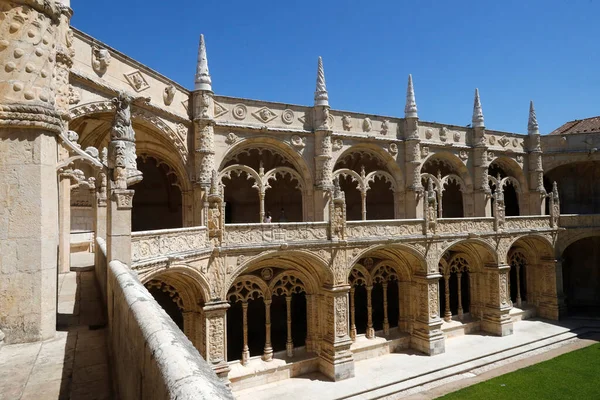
139, 234, 564, 388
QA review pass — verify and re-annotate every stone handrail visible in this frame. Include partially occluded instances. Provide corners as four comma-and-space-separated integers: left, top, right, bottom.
223, 221, 329, 246
504, 215, 550, 230
346, 219, 422, 238
437, 217, 495, 235
557, 214, 600, 228
107, 260, 233, 400
131, 226, 208, 263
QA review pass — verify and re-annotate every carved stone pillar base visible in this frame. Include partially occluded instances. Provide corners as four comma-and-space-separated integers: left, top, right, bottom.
410, 321, 445, 356
481, 311, 513, 336
318, 286, 355, 381
203, 301, 231, 383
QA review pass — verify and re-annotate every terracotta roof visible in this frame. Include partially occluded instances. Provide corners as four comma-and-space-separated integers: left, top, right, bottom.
549, 116, 600, 135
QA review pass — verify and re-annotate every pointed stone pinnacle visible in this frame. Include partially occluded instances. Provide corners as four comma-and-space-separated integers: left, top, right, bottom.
195, 34, 212, 91
528, 100, 539, 135
314, 56, 329, 107
472, 88, 484, 128
405, 74, 418, 119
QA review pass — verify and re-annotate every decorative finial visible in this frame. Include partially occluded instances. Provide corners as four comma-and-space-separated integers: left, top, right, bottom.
314, 56, 329, 107
552, 181, 559, 199
528, 100, 539, 135
472, 88, 484, 128
405, 74, 418, 118
195, 34, 212, 91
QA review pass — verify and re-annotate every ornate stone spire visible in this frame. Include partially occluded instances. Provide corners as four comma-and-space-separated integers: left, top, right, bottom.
314, 56, 329, 107
195, 34, 212, 91
472, 88, 484, 128
528, 100, 539, 135
405, 74, 418, 119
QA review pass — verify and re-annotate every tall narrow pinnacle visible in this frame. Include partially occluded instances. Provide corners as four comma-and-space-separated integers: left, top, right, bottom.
405, 74, 418, 118
194, 34, 212, 91
314, 56, 329, 106
528, 100, 539, 135
472, 88, 484, 128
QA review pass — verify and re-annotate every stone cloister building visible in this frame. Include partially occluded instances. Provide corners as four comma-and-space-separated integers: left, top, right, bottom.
1, 0, 600, 395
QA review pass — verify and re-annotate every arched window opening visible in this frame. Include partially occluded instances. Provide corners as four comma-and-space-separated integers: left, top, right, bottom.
509, 250, 527, 307
489, 162, 520, 217
145, 281, 184, 330
366, 176, 394, 220
222, 171, 260, 223
131, 156, 182, 231
545, 162, 600, 214
334, 150, 396, 220
422, 157, 464, 218
349, 258, 401, 340
439, 255, 471, 322
562, 237, 600, 316
226, 269, 311, 364
264, 173, 302, 222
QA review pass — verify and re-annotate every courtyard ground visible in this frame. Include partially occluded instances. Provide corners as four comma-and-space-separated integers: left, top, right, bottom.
0, 271, 112, 400
437, 341, 600, 399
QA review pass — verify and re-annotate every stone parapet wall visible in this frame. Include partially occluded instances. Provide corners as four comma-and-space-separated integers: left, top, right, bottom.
107, 260, 233, 400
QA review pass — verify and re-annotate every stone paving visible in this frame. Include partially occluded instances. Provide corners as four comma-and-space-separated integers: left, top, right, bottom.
235, 318, 600, 400
0, 271, 112, 400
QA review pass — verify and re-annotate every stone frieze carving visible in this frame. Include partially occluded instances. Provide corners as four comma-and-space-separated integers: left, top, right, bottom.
131, 227, 208, 262
163, 84, 175, 106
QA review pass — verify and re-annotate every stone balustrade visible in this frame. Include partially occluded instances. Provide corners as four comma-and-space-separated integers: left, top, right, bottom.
504, 215, 550, 231
346, 219, 422, 238
131, 226, 208, 263
107, 260, 233, 400
558, 214, 600, 228
223, 221, 329, 246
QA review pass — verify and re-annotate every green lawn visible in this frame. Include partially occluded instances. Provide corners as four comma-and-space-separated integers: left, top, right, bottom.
438, 343, 600, 399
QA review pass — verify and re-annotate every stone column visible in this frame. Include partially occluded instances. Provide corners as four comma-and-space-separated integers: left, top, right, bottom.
319, 286, 354, 381
58, 173, 72, 273
263, 299, 273, 361
480, 264, 513, 336
285, 294, 294, 357
457, 272, 464, 320
411, 274, 445, 355
527, 101, 545, 215
241, 301, 250, 365
349, 287, 356, 341
404, 74, 422, 219
443, 274, 452, 322
313, 57, 333, 222
93, 172, 108, 304
0, 1, 71, 344
366, 285, 374, 338
203, 301, 231, 381
473, 129, 491, 217
382, 282, 390, 336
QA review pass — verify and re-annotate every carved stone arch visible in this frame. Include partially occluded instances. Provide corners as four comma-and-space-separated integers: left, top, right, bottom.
371, 261, 400, 283
489, 156, 528, 191
441, 238, 499, 270
218, 136, 313, 188
135, 143, 192, 193
227, 274, 269, 302
557, 230, 600, 258
421, 151, 473, 189
69, 100, 188, 165
269, 270, 309, 296
366, 170, 397, 192
349, 264, 372, 287
219, 164, 262, 191
263, 166, 305, 191
226, 249, 331, 294
139, 264, 210, 308
333, 144, 404, 188
348, 243, 426, 276
443, 173, 467, 193
333, 168, 365, 192
439, 258, 449, 275
448, 253, 472, 273
506, 234, 555, 265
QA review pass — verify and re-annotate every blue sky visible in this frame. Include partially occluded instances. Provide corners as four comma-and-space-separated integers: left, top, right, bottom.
71, 1, 599, 134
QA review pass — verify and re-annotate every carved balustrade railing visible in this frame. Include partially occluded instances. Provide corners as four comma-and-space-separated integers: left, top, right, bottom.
346, 219, 422, 239
131, 226, 208, 263
504, 215, 551, 231
436, 217, 495, 235
223, 222, 329, 247
558, 214, 600, 229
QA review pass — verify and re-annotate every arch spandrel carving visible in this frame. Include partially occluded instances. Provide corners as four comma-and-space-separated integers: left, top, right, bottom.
140, 265, 209, 311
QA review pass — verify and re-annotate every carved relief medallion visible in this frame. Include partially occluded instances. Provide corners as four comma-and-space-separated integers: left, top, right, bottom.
232, 104, 247, 120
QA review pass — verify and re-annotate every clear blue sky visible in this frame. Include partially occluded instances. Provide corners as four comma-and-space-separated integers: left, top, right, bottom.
71, 0, 599, 134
